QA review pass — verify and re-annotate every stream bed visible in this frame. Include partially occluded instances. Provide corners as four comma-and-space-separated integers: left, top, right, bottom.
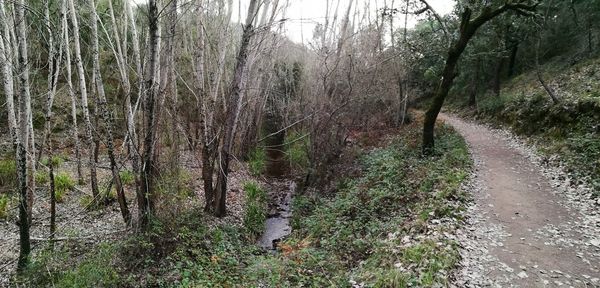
258, 181, 296, 250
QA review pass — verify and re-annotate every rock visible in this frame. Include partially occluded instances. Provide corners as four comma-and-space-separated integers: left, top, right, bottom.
518, 271, 528, 279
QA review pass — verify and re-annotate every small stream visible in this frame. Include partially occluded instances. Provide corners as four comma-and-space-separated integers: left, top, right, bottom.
258, 181, 296, 250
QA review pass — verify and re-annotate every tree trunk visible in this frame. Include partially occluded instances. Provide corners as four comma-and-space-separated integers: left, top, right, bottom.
422, 3, 536, 154
493, 57, 505, 97
124, 0, 142, 208
89, 0, 131, 224
14, 0, 31, 271
63, 0, 82, 184
0, 0, 16, 145
469, 58, 481, 107
535, 37, 559, 104
193, 0, 216, 212
68, 0, 100, 199
139, 0, 160, 229
213, 0, 259, 217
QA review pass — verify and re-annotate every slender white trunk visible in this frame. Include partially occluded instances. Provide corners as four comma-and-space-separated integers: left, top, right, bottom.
39, 0, 65, 164
14, 0, 31, 270
63, 1, 82, 184
89, 0, 131, 223
68, 0, 99, 198
0, 0, 16, 145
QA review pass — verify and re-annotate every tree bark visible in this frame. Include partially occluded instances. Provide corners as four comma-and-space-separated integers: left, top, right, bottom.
63, 4, 82, 184
193, 0, 215, 212
38, 0, 64, 166
422, 2, 538, 154
124, 0, 142, 207
213, 0, 259, 217
493, 57, 505, 97
68, 0, 100, 199
0, 0, 16, 146
507, 42, 518, 77
89, 0, 131, 224
14, 0, 31, 271
469, 58, 481, 107
139, 0, 160, 229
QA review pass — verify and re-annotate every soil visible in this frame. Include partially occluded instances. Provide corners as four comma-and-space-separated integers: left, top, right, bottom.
443, 114, 600, 287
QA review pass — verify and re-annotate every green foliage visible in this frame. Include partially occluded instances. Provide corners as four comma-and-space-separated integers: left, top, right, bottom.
13, 123, 471, 287
119, 170, 135, 186
55, 172, 75, 203
242, 123, 471, 286
248, 147, 266, 176
120, 211, 262, 287
79, 195, 94, 208
20, 244, 119, 287
35, 171, 49, 185
41, 155, 65, 168
243, 181, 267, 236
0, 159, 16, 188
0, 194, 9, 218
56, 244, 119, 287
157, 168, 194, 199
284, 130, 310, 170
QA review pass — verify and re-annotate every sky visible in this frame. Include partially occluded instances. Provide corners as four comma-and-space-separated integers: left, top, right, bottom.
131, 0, 456, 44
233, 0, 456, 44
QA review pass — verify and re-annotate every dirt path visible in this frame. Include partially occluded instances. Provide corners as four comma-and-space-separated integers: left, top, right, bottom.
441, 114, 600, 287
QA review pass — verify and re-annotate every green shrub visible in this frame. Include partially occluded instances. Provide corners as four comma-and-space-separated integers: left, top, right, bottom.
41, 155, 64, 168
284, 130, 310, 170
248, 147, 266, 176
156, 168, 194, 199
0, 159, 16, 188
119, 170, 135, 186
56, 244, 120, 287
246, 123, 471, 286
35, 171, 49, 185
79, 195, 94, 208
55, 173, 75, 203
0, 194, 9, 218
243, 181, 267, 236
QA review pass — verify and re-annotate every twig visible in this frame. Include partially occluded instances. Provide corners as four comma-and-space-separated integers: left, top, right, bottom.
30, 229, 127, 242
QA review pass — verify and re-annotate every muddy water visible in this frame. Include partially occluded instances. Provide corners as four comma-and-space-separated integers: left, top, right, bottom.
258, 181, 296, 250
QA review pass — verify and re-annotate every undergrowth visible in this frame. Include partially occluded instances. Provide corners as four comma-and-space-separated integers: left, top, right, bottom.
14, 121, 471, 287
243, 181, 267, 237
248, 147, 266, 176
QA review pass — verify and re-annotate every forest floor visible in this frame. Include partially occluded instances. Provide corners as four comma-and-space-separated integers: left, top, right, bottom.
442, 114, 600, 287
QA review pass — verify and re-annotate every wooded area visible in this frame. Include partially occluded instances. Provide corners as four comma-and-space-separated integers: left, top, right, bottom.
1, 0, 599, 286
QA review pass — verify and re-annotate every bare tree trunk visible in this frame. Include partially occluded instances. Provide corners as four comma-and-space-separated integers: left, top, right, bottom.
124, 0, 142, 205
163, 0, 180, 190
469, 58, 481, 107
493, 57, 504, 97
38, 0, 65, 165
139, 0, 160, 229
194, 0, 215, 212
14, 0, 31, 271
535, 37, 559, 104
0, 0, 16, 145
213, 0, 259, 217
63, 0, 82, 184
48, 152, 56, 242
44, 0, 67, 243
68, 0, 100, 199
89, 0, 131, 224
507, 42, 518, 77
